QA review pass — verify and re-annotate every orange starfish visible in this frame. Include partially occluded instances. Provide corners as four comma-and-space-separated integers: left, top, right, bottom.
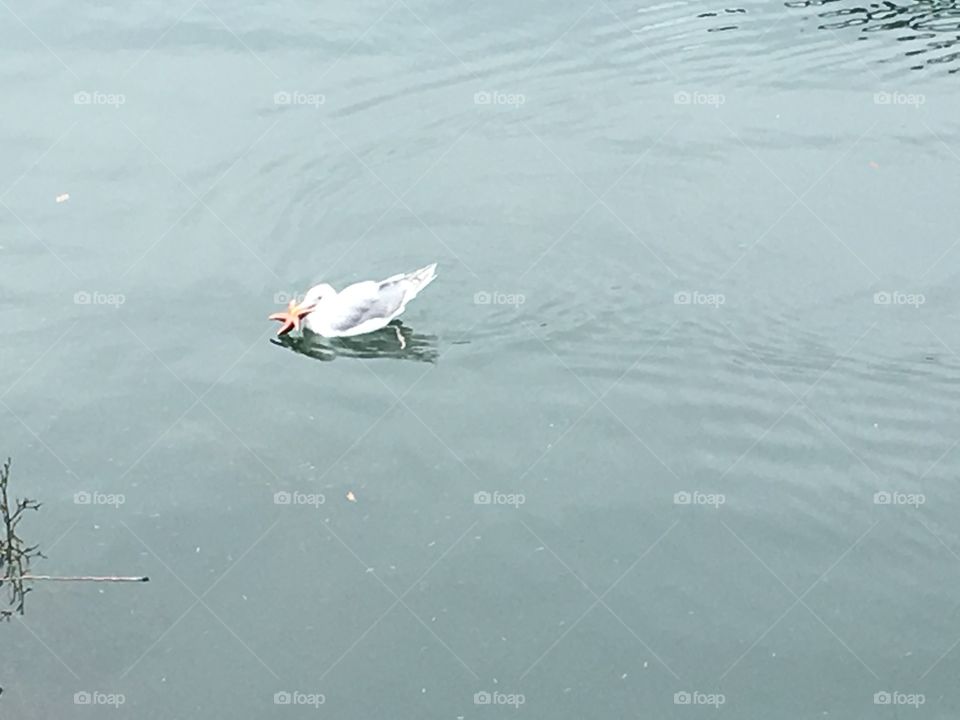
268, 299, 317, 336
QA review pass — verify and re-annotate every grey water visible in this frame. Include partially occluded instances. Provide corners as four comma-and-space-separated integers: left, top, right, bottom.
2, 1, 960, 717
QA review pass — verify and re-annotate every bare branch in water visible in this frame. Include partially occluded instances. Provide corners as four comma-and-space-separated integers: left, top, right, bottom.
0, 459, 42, 618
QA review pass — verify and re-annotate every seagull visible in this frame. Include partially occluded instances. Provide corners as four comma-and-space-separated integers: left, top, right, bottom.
269, 264, 437, 343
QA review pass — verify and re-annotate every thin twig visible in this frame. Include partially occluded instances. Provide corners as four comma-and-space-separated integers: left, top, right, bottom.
12, 575, 149, 583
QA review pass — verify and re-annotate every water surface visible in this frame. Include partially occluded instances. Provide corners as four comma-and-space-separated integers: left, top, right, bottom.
2, 1, 960, 717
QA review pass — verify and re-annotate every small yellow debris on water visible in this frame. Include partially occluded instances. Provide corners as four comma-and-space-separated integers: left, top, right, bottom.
346, 490, 357, 503
55, 193, 70, 203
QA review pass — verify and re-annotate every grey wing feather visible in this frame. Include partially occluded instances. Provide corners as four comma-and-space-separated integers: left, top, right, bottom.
329, 281, 407, 333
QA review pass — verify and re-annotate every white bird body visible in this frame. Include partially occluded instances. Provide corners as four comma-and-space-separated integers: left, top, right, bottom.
298, 263, 437, 338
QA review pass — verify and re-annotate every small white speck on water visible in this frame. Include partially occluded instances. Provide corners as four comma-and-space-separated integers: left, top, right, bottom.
563, 687, 571, 693
559, 620, 566, 626
643, 661, 648, 668
771, 652, 776, 657
493, 678, 498, 685
421, 688, 426, 694
427, 540, 436, 547
365, 567, 374, 573
688, 610, 694, 615
621, 673, 628, 679
431, 617, 436, 622
93, 525, 100, 530
474, 535, 482, 541
195, 547, 200, 553
534, 546, 544, 552
242, 595, 247, 601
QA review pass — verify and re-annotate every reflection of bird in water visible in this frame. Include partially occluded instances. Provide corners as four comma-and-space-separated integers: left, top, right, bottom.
270, 320, 439, 363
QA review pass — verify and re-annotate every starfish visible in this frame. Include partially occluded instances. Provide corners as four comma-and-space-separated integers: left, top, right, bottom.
268, 299, 317, 336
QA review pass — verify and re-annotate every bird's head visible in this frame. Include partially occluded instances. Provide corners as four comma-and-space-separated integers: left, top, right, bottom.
268, 284, 333, 335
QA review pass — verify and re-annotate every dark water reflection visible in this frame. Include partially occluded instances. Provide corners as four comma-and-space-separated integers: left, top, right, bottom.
803, 0, 960, 71
270, 322, 439, 363
699, 0, 960, 71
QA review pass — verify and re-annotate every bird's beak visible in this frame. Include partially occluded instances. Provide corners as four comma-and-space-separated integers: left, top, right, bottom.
268, 300, 316, 336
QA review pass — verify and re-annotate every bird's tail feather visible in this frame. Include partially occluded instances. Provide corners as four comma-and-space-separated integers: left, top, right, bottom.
405, 263, 437, 299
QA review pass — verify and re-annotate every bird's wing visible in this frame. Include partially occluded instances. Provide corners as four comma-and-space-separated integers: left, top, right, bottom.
327, 280, 407, 333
